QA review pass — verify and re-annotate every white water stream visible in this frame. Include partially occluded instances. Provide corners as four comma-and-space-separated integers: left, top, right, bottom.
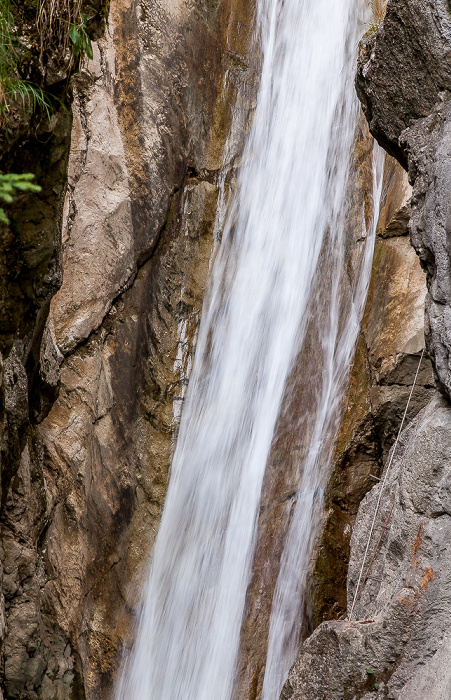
116, 1, 383, 698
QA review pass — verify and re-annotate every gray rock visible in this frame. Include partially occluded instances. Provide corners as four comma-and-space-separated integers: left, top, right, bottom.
356, 0, 451, 167
401, 95, 451, 399
357, 0, 451, 400
283, 394, 451, 699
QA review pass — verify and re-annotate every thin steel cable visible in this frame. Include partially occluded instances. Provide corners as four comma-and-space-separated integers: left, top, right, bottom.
349, 347, 425, 620
351, 499, 394, 611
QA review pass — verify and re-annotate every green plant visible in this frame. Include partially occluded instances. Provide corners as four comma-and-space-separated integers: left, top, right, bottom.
37, 0, 94, 60
0, 0, 52, 117
68, 12, 93, 59
37, 0, 82, 48
366, 668, 379, 691
37, 0, 95, 61
0, 173, 42, 223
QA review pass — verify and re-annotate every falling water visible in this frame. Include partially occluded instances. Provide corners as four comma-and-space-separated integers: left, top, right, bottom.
116, 0, 383, 698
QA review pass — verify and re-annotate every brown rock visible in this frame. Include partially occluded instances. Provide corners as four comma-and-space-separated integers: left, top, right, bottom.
0, 0, 260, 696
283, 395, 451, 700
306, 153, 433, 637
376, 158, 411, 239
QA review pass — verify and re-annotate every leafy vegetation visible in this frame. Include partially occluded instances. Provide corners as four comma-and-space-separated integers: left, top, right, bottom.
0, 0, 52, 118
366, 668, 379, 691
0, 0, 96, 120
0, 172, 41, 223
68, 12, 93, 59
37, 0, 88, 57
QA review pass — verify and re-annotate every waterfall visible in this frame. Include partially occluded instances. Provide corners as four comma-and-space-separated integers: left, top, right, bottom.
116, 0, 383, 698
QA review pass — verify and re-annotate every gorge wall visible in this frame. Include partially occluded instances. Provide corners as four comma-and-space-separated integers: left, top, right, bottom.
0, 0, 448, 699
0, 0, 258, 696
307, 156, 434, 633
283, 0, 451, 697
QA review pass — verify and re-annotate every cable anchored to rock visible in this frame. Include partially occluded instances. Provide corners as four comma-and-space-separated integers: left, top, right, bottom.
349, 347, 425, 620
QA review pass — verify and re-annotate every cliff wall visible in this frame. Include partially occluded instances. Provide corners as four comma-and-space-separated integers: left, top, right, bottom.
307, 157, 434, 632
283, 1, 451, 697
0, 0, 445, 698
0, 0, 258, 697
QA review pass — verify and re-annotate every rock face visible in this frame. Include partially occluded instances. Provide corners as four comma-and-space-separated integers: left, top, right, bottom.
1, 0, 448, 697
356, 0, 451, 400
283, 0, 451, 697
403, 101, 451, 404
355, 0, 451, 168
0, 0, 258, 697
232, 120, 432, 698
0, 5, 107, 698
283, 394, 451, 700
307, 157, 434, 632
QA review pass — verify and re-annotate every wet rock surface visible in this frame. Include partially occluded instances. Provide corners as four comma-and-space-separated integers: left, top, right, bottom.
306, 156, 433, 630
0, 0, 259, 696
282, 394, 451, 700
234, 116, 383, 700
283, 1, 451, 697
